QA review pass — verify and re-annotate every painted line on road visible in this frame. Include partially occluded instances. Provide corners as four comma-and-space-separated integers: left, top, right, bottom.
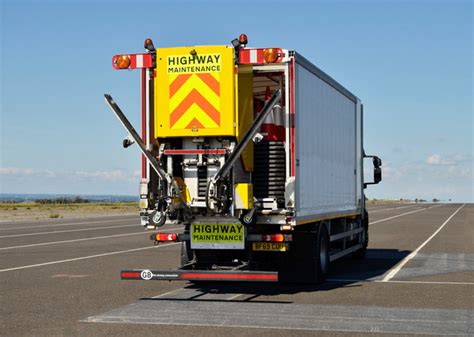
227, 293, 244, 300
327, 278, 474, 286
0, 223, 138, 238
370, 204, 444, 225
151, 287, 244, 301
370, 205, 418, 213
382, 203, 466, 282
0, 242, 181, 273
0, 213, 137, 225
0, 226, 182, 250
0, 217, 138, 231
152, 288, 188, 299
85, 300, 472, 335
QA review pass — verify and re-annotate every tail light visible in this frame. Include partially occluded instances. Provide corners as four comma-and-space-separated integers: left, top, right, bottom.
154, 233, 178, 241
262, 234, 285, 242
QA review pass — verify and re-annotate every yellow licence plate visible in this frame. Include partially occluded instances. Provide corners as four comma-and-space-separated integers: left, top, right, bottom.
252, 242, 287, 252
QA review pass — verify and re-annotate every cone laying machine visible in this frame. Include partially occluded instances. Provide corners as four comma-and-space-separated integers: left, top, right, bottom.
105, 34, 382, 283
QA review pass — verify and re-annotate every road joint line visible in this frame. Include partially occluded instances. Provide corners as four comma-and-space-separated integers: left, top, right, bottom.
0, 226, 182, 250
370, 205, 418, 213
327, 277, 474, 285
0, 217, 138, 231
381, 203, 466, 282
370, 204, 444, 225
0, 242, 181, 272
0, 223, 138, 238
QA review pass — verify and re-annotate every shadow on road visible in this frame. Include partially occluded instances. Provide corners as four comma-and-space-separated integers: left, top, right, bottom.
141, 248, 410, 303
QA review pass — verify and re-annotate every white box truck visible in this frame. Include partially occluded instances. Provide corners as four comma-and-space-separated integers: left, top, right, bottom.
106, 34, 382, 283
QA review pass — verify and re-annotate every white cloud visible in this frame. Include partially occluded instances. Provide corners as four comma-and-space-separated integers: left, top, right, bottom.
1, 167, 136, 182
426, 153, 469, 166
0, 167, 56, 177
427, 154, 455, 165
132, 170, 142, 178
74, 169, 129, 181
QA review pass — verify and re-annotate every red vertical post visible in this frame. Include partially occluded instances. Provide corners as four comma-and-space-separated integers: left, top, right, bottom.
141, 69, 147, 179
289, 58, 295, 176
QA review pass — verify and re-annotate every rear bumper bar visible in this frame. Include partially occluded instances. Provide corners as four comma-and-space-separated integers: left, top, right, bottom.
121, 269, 278, 282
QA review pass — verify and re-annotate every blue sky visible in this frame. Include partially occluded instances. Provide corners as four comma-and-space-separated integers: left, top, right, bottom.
1, 0, 472, 202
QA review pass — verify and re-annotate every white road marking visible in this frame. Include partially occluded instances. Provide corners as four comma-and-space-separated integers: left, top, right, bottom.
382, 204, 466, 282
0, 243, 181, 273
0, 232, 146, 250
152, 287, 243, 301
0, 217, 137, 231
51, 274, 89, 278
0, 224, 138, 238
0, 226, 182, 250
370, 205, 418, 213
227, 293, 243, 300
327, 278, 474, 286
152, 288, 188, 299
0, 213, 136, 225
370, 204, 444, 225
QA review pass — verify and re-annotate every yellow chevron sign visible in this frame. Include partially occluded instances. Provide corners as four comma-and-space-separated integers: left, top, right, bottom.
155, 46, 236, 137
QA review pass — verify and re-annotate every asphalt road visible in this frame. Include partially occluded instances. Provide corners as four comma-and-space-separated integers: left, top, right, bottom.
1, 203, 472, 336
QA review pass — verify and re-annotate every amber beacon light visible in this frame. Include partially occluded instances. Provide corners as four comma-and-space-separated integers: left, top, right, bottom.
239, 34, 248, 45
116, 55, 131, 69
263, 48, 279, 63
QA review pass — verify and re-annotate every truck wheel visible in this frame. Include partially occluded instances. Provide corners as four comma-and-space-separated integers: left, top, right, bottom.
315, 224, 330, 283
180, 240, 193, 266
149, 209, 166, 227
353, 212, 369, 259
278, 223, 329, 284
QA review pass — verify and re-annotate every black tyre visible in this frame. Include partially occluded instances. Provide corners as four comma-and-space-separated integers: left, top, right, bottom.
180, 240, 194, 266
353, 211, 369, 259
149, 209, 166, 227
278, 223, 330, 284
315, 224, 330, 283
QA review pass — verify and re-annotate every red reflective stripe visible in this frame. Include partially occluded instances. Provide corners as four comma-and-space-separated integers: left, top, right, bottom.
141, 69, 147, 179
239, 49, 248, 63
163, 149, 226, 155
289, 58, 295, 176
121, 272, 141, 278
112, 54, 153, 70
239, 49, 264, 64
239, 48, 283, 64
179, 273, 277, 280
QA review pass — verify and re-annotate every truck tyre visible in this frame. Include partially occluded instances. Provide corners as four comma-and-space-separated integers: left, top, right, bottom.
353, 211, 369, 259
315, 224, 330, 283
278, 223, 330, 284
180, 240, 193, 266
149, 209, 166, 227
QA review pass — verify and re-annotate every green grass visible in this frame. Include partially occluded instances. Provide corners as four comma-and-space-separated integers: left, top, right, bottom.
0, 202, 139, 215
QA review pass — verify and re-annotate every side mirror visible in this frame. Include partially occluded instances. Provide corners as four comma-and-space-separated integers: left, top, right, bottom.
373, 156, 382, 168
364, 155, 382, 188
374, 166, 382, 184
